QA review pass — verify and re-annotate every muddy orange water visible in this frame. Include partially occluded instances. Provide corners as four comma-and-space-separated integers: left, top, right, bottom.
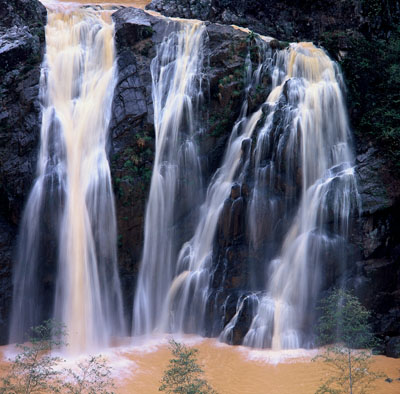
2, 337, 400, 393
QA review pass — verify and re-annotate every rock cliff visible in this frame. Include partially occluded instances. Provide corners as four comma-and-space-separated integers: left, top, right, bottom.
0, 0, 46, 343
111, 5, 400, 353
0, 0, 399, 356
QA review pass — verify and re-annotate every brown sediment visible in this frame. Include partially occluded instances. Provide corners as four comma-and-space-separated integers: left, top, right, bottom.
115, 339, 400, 394
1, 339, 400, 393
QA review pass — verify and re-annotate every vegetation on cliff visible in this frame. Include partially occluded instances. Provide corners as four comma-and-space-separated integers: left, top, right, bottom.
322, 25, 400, 169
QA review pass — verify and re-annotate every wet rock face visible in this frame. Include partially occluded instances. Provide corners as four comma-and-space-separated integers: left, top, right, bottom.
0, 0, 46, 224
351, 143, 400, 352
1, 1, 399, 354
108, 7, 400, 348
0, 0, 46, 343
386, 336, 400, 358
213, 183, 249, 293
110, 8, 157, 323
147, 0, 364, 41
110, 7, 254, 327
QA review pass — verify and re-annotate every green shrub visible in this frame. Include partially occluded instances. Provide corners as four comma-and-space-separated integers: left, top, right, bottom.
1, 320, 115, 394
0, 319, 66, 394
159, 340, 217, 394
313, 289, 385, 394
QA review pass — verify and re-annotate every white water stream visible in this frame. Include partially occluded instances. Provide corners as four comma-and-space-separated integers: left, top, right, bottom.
243, 43, 359, 349
10, 9, 125, 354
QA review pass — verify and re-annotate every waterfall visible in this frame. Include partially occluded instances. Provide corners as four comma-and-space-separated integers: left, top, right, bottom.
242, 42, 360, 349
10, 8, 125, 353
132, 21, 206, 336
164, 106, 262, 333
134, 30, 277, 337
130, 17, 359, 347
4, 0, 363, 356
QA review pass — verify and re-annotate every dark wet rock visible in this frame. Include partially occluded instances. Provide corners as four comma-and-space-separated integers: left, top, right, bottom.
0, 0, 46, 224
0, 216, 16, 343
386, 336, 400, 358
355, 147, 393, 215
346, 141, 400, 348
110, 8, 160, 321
0, 0, 46, 344
221, 292, 259, 346
110, 7, 257, 325
230, 183, 241, 200
353, 257, 400, 342
230, 296, 257, 345
147, 0, 367, 42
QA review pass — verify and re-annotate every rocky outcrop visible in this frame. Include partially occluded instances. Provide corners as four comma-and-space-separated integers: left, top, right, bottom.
0, 0, 46, 343
110, 8, 157, 318
147, 0, 400, 41
149, 0, 400, 42
0, 0, 46, 223
352, 143, 400, 351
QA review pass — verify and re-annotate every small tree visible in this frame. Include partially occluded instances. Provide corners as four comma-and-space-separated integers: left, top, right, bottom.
159, 340, 217, 394
0, 319, 66, 394
64, 355, 115, 394
314, 288, 385, 394
1, 320, 115, 394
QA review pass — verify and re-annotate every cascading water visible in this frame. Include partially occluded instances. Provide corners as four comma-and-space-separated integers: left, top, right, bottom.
165, 106, 262, 333
130, 14, 359, 348
241, 42, 360, 349
10, 8, 125, 353
132, 21, 206, 336
163, 39, 279, 334
3, 0, 363, 364
133, 22, 272, 337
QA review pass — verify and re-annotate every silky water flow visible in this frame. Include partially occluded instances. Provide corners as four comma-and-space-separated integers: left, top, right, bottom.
10, 8, 125, 354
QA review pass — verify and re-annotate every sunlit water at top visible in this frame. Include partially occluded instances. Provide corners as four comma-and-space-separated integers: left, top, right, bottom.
40, 0, 150, 8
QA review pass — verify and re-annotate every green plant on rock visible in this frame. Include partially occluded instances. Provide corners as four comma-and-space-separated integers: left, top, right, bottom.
246, 30, 258, 43
313, 289, 385, 394
159, 340, 218, 394
321, 25, 400, 168
361, 0, 383, 18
